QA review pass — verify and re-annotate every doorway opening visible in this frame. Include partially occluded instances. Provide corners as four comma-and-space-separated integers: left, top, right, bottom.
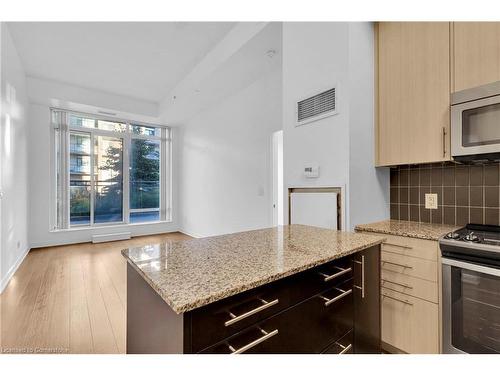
272, 130, 284, 226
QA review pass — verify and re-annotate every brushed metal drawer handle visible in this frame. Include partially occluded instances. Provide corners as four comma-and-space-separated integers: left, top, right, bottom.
382, 293, 413, 306
337, 342, 352, 354
319, 266, 352, 282
225, 298, 279, 327
228, 328, 278, 354
321, 288, 353, 307
382, 260, 413, 269
353, 256, 365, 299
381, 278, 413, 289
384, 242, 413, 250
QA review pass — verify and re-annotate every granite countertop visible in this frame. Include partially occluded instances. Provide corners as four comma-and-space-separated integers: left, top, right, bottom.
122, 224, 384, 314
355, 219, 459, 241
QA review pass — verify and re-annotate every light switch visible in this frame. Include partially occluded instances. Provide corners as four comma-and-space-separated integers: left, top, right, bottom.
425, 193, 438, 209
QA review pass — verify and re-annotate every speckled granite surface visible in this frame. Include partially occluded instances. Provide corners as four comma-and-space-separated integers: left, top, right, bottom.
355, 219, 459, 241
122, 225, 384, 314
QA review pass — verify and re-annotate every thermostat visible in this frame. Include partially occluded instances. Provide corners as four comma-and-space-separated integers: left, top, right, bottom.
304, 165, 319, 178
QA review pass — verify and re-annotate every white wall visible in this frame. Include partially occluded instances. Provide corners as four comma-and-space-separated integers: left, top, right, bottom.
282, 22, 389, 230
348, 23, 390, 227
27, 79, 180, 248
282, 22, 351, 229
179, 68, 282, 237
0, 23, 30, 291
27, 76, 158, 119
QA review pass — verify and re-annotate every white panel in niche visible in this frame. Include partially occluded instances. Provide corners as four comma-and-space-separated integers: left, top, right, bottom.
290, 192, 338, 230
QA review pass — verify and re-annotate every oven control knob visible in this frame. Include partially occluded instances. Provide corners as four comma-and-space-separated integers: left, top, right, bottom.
464, 232, 479, 242
445, 232, 460, 240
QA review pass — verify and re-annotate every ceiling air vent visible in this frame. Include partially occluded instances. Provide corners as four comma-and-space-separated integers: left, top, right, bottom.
296, 87, 337, 126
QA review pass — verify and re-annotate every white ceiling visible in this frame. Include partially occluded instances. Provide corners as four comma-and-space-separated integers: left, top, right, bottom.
7, 22, 235, 102
161, 22, 282, 124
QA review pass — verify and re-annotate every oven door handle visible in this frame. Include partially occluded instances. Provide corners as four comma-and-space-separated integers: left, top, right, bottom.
442, 257, 500, 277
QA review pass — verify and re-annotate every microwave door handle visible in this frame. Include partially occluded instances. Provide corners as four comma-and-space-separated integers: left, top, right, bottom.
442, 257, 500, 277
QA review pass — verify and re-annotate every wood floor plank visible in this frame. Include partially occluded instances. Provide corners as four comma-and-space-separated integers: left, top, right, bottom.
1, 248, 53, 352
98, 248, 127, 308
81, 254, 118, 354
20, 253, 60, 351
69, 253, 93, 354
95, 256, 126, 353
44, 255, 71, 353
1, 249, 50, 318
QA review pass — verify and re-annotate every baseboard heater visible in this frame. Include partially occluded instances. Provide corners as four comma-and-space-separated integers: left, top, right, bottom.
92, 232, 131, 243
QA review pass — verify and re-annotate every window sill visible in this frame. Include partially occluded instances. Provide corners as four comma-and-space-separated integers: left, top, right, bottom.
50, 220, 173, 233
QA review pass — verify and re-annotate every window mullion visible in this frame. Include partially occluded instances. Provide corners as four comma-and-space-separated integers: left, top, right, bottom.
161, 127, 168, 221
123, 127, 131, 224
90, 131, 95, 226
62, 112, 71, 229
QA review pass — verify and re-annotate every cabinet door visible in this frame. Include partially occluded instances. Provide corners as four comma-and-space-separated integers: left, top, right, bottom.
353, 245, 381, 353
454, 22, 500, 92
377, 22, 451, 166
381, 287, 439, 354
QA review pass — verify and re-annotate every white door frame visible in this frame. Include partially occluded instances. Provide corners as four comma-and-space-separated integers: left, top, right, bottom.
271, 130, 283, 226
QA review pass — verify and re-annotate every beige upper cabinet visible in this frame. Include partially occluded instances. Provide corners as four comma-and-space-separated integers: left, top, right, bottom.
376, 22, 451, 166
453, 22, 500, 92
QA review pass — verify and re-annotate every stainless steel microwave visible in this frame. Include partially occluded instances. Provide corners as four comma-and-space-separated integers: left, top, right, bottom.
452, 81, 500, 161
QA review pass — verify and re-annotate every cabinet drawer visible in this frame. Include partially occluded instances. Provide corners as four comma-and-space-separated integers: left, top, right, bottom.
191, 256, 354, 352
200, 278, 354, 354
381, 269, 438, 303
381, 234, 438, 261
381, 251, 437, 282
321, 330, 353, 354
381, 287, 439, 354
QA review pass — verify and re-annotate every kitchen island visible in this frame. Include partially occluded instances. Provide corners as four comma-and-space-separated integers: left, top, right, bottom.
122, 224, 384, 354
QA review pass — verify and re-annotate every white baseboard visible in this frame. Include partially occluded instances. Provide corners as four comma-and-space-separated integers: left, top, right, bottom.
0, 246, 30, 294
30, 228, 181, 248
179, 229, 204, 239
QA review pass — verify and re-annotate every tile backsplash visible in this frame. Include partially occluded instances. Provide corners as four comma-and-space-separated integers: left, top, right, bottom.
390, 163, 500, 226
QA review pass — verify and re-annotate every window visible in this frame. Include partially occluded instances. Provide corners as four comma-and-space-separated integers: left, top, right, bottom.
52, 110, 171, 229
129, 138, 161, 223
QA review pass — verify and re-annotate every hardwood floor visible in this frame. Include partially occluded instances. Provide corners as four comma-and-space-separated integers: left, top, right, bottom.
0, 232, 191, 354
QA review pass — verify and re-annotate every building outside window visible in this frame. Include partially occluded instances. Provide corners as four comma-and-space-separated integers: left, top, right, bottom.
52, 109, 171, 229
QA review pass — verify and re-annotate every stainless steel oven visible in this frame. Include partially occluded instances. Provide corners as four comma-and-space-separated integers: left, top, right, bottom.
451, 81, 500, 160
440, 224, 500, 354
442, 258, 500, 353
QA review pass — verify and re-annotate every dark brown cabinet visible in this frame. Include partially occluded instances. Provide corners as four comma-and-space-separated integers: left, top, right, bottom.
353, 247, 381, 353
322, 330, 354, 354
190, 256, 354, 352
126, 245, 381, 354
200, 278, 354, 354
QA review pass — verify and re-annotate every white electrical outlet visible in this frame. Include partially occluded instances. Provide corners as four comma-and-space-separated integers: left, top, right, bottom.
425, 193, 438, 209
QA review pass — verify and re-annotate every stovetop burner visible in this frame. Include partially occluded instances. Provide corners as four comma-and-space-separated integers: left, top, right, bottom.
443, 224, 500, 244
444, 231, 460, 240
463, 232, 480, 242
440, 224, 500, 265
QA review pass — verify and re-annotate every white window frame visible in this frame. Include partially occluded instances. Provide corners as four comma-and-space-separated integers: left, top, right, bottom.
50, 108, 171, 230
